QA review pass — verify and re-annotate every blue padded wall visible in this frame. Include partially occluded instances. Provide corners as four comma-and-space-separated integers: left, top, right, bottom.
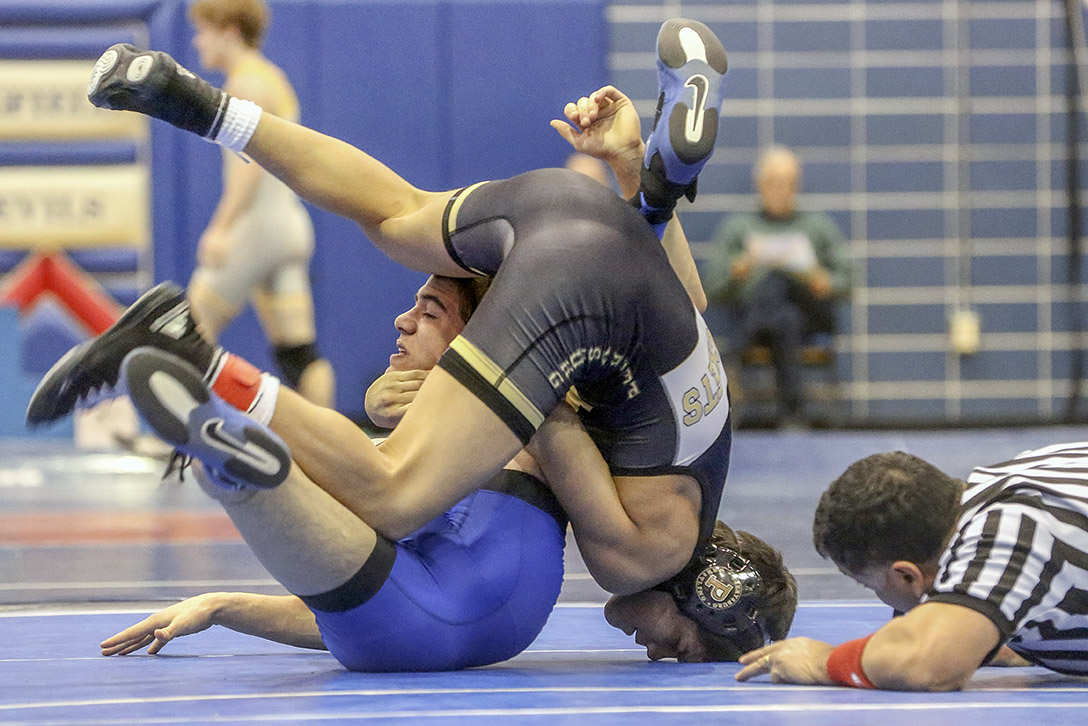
0, 307, 71, 438
1, 0, 605, 424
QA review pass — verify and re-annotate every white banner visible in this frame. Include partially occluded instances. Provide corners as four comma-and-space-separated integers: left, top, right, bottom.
0, 165, 149, 249
0, 60, 146, 140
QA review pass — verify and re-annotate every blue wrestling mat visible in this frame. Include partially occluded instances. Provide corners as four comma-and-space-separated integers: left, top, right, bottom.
2, 430, 1087, 724
3, 603, 1087, 725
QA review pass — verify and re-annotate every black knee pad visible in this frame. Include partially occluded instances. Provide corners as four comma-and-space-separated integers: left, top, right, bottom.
273, 343, 321, 388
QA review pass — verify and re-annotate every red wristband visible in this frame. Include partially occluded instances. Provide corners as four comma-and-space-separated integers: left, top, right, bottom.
826, 635, 876, 688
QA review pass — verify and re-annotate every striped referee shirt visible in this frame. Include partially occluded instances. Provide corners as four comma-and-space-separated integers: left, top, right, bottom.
925, 441, 1088, 674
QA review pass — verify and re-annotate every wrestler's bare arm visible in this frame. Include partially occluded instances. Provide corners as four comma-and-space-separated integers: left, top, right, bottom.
101, 593, 324, 656
604, 133, 707, 314
526, 405, 701, 594
737, 601, 1000, 690
243, 114, 469, 277
365, 373, 696, 593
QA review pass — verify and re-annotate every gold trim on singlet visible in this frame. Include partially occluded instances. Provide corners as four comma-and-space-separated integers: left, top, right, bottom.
444, 181, 490, 238
448, 335, 544, 429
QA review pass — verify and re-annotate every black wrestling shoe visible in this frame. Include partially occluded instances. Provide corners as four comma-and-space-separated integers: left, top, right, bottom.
87, 43, 229, 138
26, 282, 219, 426
639, 19, 728, 211
122, 348, 290, 491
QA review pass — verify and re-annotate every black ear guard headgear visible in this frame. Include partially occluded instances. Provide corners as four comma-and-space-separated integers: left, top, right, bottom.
657, 543, 767, 651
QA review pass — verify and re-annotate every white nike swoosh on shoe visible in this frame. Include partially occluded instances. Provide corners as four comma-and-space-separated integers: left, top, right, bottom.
200, 419, 283, 476
684, 74, 709, 144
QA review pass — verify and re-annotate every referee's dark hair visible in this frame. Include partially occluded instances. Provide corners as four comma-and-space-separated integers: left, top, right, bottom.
812, 451, 961, 575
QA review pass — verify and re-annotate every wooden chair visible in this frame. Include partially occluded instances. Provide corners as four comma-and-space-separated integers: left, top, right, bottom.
724, 333, 841, 426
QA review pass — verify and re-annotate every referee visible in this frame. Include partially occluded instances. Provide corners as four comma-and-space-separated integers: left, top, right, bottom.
736, 441, 1088, 690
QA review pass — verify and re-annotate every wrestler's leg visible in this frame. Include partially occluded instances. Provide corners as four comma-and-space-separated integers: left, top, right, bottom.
187, 273, 240, 341
254, 277, 335, 409
269, 366, 523, 540
633, 19, 729, 234
122, 342, 524, 541
295, 359, 335, 409
87, 45, 470, 278
195, 461, 378, 597
230, 115, 469, 277
186, 209, 270, 341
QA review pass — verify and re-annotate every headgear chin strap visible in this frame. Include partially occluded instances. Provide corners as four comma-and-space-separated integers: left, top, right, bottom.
657, 543, 766, 650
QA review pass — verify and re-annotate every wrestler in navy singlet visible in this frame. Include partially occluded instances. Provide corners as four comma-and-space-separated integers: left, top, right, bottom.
303, 469, 566, 672
435, 168, 732, 545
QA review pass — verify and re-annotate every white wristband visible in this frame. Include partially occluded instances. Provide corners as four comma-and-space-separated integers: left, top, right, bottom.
246, 373, 281, 427
213, 97, 262, 152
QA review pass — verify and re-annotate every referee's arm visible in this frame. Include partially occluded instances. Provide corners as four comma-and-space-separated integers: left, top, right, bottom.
860, 601, 1001, 691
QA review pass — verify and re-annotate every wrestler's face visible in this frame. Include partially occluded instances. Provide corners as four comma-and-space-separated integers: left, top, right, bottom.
389, 277, 465, 372
605, 590, 714, 662
191, 19, 234, 71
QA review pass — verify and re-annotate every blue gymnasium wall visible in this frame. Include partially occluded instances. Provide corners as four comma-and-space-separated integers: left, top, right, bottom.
8, 0, 1084, 429
608, 0, 1088, 425
96, 0, 607, 419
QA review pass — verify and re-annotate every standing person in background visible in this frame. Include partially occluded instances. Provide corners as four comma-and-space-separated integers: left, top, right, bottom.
187, 0, 335, 407
705, 146, 852, 429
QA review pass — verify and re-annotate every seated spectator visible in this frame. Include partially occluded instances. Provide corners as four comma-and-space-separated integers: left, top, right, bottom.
705, 146, 852, 427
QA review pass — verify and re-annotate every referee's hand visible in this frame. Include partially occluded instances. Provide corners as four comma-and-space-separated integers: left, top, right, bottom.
736, 637, 836, 685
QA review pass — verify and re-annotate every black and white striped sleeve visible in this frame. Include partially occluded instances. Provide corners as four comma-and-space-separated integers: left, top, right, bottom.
926, 500, 1064, 638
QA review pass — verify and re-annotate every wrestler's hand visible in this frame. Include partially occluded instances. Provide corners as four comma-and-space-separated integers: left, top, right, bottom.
100, 593, 221, 656
552, 86, 644, 185
364, 368, 429, 428
732, 253, 755, 281
805, 267, 833, 298
197, 225, 231, 268
735, 637, 836, 685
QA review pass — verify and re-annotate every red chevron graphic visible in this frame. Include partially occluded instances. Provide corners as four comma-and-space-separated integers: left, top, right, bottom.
0, 253, 122, 334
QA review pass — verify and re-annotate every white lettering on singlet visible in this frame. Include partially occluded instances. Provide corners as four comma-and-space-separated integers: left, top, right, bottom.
547, 346, 640, 399
660, 311, 730, 466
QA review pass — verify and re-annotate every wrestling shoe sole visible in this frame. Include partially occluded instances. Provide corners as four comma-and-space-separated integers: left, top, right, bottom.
87, 43, 169, 111
122, 348, 289, 490
657, 18, 728, 73
26, 282, 190, 426
653, 19, 729, 169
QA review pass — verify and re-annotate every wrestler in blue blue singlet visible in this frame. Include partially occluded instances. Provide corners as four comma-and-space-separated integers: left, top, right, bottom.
302, 469, 566, 671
